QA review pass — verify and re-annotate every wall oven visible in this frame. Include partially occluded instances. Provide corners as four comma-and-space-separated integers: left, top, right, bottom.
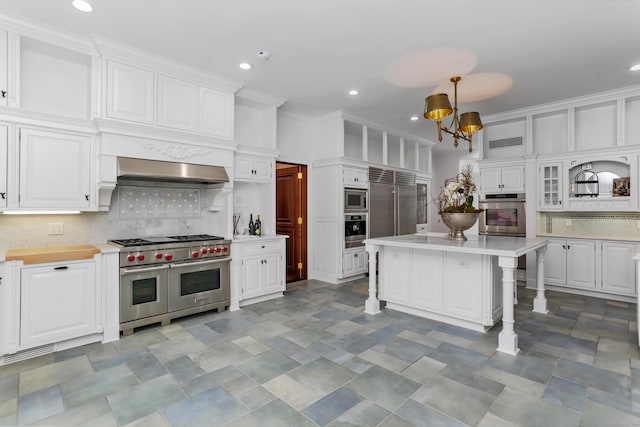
110, 235, 231, 335
345, 214, 367, 248
344, 188, 367, 212
478, 193, 526, 237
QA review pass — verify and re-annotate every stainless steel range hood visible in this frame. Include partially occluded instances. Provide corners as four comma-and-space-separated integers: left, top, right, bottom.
117, 157, 229, 184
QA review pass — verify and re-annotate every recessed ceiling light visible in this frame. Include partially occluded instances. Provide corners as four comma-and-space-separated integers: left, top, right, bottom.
630, 63, 640, 72
71, 0, 93, 12
410, 115, 419, 121
348, 89, 359, 96
239, 62, 252, 70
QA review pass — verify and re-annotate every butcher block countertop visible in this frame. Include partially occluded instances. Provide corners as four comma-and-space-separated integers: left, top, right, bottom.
5, 244, 101, 265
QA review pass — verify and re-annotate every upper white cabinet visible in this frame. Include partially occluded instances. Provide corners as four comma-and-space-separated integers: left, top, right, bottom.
343, 166, 368, 187
0, 30, 7, 107
234, 153, 273, 182
199, 86, 233, 138
106, 60, 154, 124
479, 163, 524, 194
157, 74, 196, 131
539, 162, 563, 210
19, 128, 92, 209
104, 58, 236, 139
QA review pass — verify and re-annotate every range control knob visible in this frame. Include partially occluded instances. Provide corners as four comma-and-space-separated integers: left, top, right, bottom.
192, 251, 200, 258
127, 254, 135, 262
223, 247, 228, 253
201, 248, 208, 255
165, 253, 173, 261
155, 253, 163, 259
215, 247, 222, 253
208, 248, 215, 254
136, 254, 145, 261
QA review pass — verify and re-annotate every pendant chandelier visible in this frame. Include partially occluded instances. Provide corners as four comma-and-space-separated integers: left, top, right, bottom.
424, 76, 483, 153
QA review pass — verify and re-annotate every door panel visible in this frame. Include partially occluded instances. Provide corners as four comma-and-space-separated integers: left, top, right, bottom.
276, 163, 307, 282
369, 182, 394, 238
397, 185, 417, 235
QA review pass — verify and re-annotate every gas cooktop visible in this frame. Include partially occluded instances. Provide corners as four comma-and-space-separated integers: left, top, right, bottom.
109, 234, 225, 247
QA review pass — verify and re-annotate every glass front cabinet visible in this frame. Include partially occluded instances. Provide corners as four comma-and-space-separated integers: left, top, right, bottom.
539, 162, 563, 210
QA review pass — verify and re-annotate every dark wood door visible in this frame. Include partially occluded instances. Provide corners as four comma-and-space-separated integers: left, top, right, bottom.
276, 163, 307, 282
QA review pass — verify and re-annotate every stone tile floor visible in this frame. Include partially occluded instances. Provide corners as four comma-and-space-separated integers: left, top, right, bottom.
1, 278, 640, 426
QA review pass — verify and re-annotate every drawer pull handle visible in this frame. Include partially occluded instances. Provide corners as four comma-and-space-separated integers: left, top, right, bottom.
54, 266, 69, 270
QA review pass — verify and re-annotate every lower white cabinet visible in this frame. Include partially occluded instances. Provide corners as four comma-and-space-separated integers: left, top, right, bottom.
543, 237, 636, 297
231, 236, 286, 308
341, 247, 367, 278
20, 260, 98, 349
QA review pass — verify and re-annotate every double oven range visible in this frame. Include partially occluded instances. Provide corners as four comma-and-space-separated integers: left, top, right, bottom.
109, 234, 231, 335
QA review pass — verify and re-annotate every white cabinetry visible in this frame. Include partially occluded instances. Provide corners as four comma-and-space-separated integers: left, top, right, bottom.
343, 166, 368, 187
539, 162, 563, 210
106, 60, 154, 124
157, 74, 197, 131
231, 237, 286, 308
0, 30, 7, 107
199, 86, 234, 138
544, 237, 636, 298
480, 164, 524, 194
20, 260, 98, 349
234, 154, 273, 182
342, 247, 367, 277
19, 128, 92, 209
0, 125, 6, 209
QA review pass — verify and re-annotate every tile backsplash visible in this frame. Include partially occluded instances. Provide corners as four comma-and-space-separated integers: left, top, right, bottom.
537, 211, 640, 241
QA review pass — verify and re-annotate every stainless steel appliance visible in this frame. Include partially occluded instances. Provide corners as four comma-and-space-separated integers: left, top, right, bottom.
109, 234, 230, 335
344, 188, 368, 212
478, 193, 526, 237
416, 182, 429, 225
369, 167, 417, 238
345, 214, 367, 248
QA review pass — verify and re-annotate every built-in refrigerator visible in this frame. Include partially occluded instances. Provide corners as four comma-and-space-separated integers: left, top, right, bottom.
369, 167, 417, 238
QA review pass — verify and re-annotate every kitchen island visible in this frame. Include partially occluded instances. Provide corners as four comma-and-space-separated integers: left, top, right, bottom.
364, 234, 549, 355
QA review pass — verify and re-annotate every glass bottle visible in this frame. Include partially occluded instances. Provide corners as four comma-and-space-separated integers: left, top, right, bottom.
248, 214, 254, 235
255, 215, 262, 236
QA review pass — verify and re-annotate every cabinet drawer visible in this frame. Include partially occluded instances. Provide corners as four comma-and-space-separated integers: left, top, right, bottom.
236, 240, 282, 254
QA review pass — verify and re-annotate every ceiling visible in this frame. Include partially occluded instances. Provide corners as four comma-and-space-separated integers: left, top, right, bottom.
2, 0, 640, 152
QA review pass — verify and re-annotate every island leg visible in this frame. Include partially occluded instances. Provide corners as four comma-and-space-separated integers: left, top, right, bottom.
533, 246, 548, 314
497, 256, 519, 355
364, 243, 381, 314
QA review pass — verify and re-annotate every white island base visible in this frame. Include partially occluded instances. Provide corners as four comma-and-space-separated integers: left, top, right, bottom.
364, 234, 549, 355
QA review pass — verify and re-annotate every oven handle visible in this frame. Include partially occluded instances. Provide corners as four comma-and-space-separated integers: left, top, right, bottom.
120, 264, 170, 275
169, 257, 231, 268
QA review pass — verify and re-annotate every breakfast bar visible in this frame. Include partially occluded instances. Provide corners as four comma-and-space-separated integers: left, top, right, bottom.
364, 234, 549, 355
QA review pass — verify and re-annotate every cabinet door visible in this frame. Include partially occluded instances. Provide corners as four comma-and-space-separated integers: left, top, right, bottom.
601, 241, 636, 296
566, 240, 596, 290
0, 125, 6, 209
479, 167, 502, 193
262, 253, 282, 293
241, 256, 262, 298
380, 247, 411, 304
539, 163, 563, 210
234, 155, 272, 182
252, 157, 272, 181
19, 129, 91, 209
343, 167, 368, 187
411, 249, 443, 311
353, 249, 367, 274
106, 60, 154, 124
544, 239, 566, 286
0, 30, 7, 107
342, 252, 355, 277
199, 86, 234, 139
444, 253, 483, 320
501, 166, 525, 192
20, 261, 97, 349
157, 74, 197, 131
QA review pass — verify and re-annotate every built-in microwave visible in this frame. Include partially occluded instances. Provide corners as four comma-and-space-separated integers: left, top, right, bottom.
344, 188, 367, 212
478, 193, 526, 237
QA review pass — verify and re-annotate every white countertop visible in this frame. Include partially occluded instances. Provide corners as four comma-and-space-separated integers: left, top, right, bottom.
364, 234, 548, 257
232, 234, 288, 243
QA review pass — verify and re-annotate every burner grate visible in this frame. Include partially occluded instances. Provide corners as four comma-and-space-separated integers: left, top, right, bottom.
109, 238, 153, 246
167, 234, 223, 241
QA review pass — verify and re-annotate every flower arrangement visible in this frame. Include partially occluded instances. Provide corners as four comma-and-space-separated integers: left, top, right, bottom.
434, 165, 483, 213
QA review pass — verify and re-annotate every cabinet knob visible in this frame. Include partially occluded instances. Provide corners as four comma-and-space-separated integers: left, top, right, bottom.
54, 266, 69, 270
0, 192, 5, 199
562, 245, 566, 249
1, 90, 6, 98
85, 194, 89, 201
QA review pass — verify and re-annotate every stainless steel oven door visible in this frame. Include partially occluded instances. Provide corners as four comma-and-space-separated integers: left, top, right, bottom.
168, 258, 230, 312
120, 265, 169, 323
478, 200, 526, 236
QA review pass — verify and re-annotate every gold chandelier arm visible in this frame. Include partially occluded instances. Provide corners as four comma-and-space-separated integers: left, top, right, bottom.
437, 121, 443, 141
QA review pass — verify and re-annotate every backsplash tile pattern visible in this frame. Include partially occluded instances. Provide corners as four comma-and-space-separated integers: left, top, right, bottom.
117, 186, 201, 219
537, 211, 640, 241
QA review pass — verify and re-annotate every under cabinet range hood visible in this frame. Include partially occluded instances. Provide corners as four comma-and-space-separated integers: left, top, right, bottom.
117, 157, 229, 184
